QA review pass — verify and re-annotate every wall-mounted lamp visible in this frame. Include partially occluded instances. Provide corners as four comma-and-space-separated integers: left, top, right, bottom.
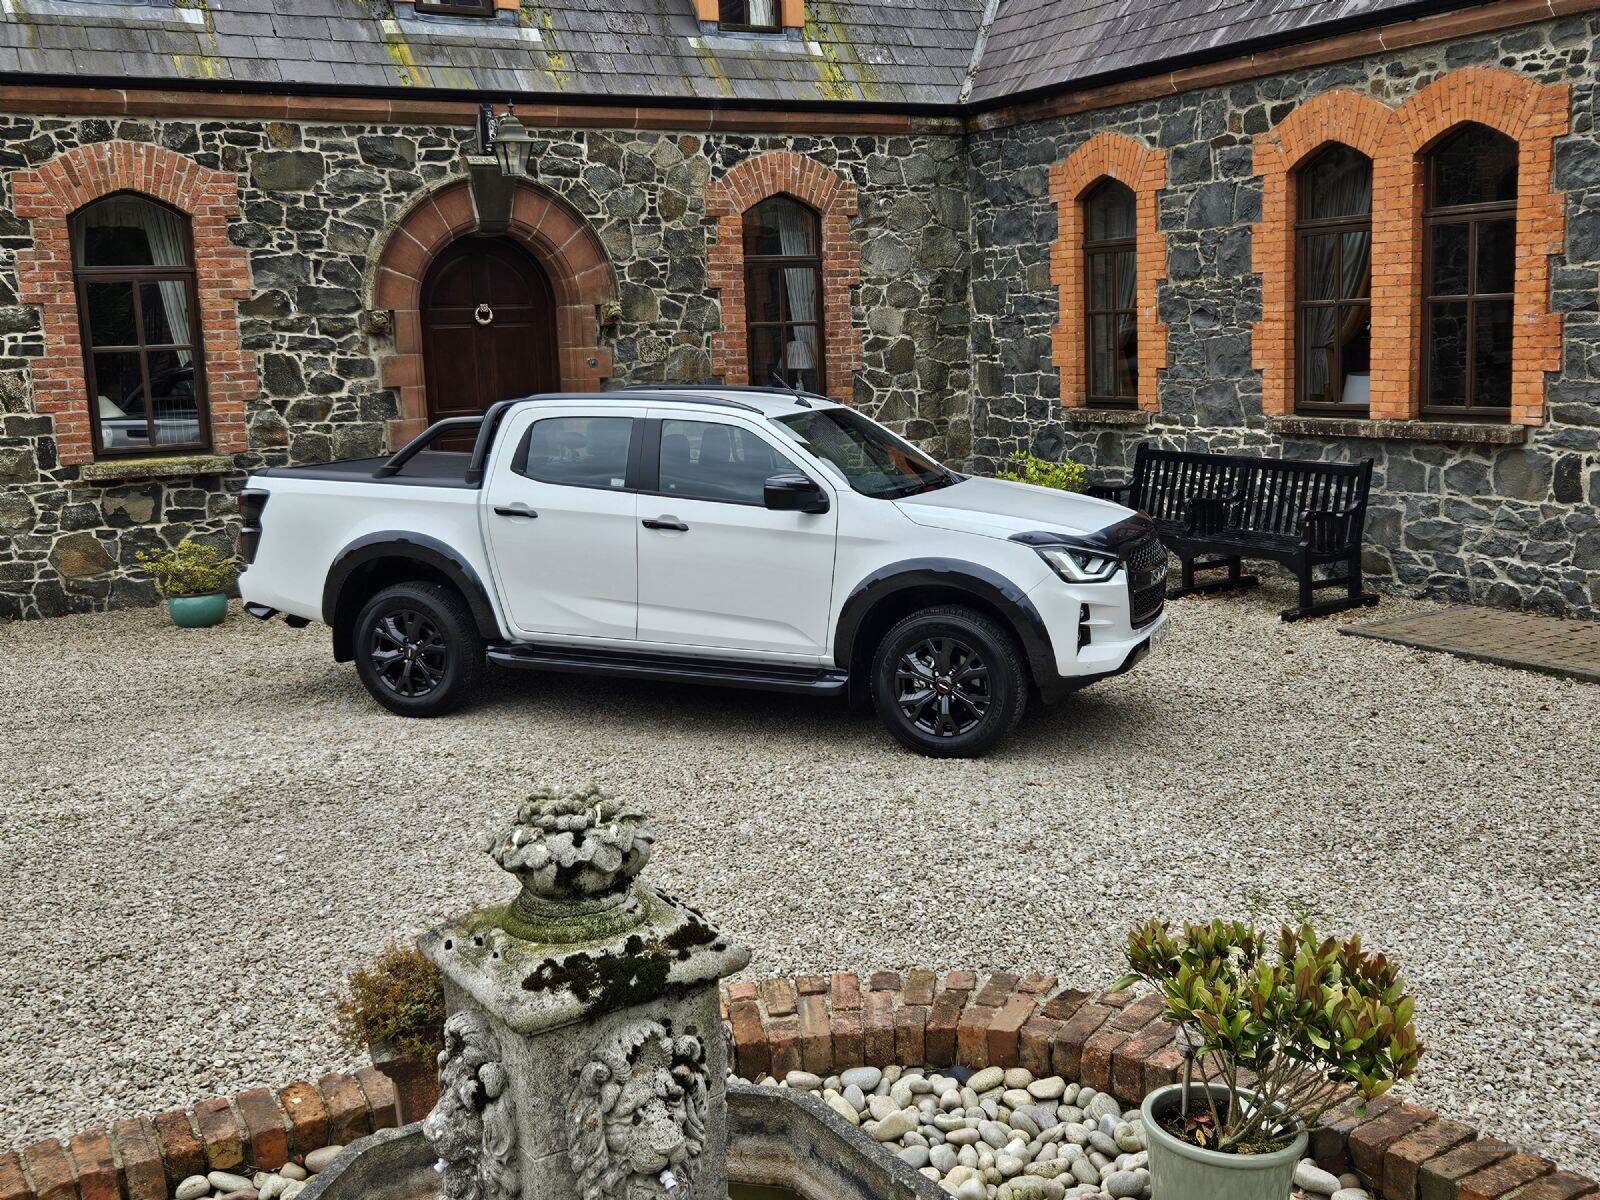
478, 104, 533, 178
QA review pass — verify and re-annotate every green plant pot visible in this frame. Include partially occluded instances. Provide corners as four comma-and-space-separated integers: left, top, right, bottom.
1142, 1084, 1307, 1200
166, 593, 228, 628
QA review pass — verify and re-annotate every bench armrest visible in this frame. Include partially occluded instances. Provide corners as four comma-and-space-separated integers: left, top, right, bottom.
1085, 477, 1134, 503
1184, 488, 1247, 536
1297, 506, 1362, 552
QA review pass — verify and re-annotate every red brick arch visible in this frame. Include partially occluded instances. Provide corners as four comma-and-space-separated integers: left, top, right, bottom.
1251, 90, 1395, 418
1048, 133, 1168, 412
370, 178, 616, 446
11, 141, 255, 466
706, 151, 862, 403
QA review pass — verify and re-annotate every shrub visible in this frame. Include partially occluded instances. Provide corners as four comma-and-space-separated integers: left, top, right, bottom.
335, 942, 446, 1064
135, 539, 236, 598
995, 452, 1086, 492
1115, 916, 1422, 1154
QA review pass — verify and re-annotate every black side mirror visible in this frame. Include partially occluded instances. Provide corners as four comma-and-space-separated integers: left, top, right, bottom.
763, 473, 830, 515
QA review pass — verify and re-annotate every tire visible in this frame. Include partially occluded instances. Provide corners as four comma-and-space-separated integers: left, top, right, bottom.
870, 605, 1027, 758
353, 581, 485, 717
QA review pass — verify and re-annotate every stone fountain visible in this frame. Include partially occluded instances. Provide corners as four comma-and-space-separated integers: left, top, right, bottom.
299, 786, 940, 1200
418, 785, 750, 1200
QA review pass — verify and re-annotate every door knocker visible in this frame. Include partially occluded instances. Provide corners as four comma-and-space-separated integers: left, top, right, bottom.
474, 303, 494, 326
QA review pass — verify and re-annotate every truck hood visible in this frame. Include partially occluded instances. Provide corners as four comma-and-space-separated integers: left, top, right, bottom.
893, 476, 1131, 541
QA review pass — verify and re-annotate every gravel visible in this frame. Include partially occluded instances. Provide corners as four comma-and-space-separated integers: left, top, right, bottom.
1, 582, 1596, 1177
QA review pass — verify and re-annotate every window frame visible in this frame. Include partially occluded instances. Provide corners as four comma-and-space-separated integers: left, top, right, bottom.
1080, 178, 1139, 410
742, 196, 827, 395
414, 0, 497, 16
72, 192, 212, 459
1419, 127, 1518, 420
717, 0, 782, 33
1292, 147, 1373, 416
512, 414, 644, 493
641, 415, 815, 509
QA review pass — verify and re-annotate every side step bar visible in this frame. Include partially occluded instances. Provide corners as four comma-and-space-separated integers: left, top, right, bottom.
486, 642, 848, 696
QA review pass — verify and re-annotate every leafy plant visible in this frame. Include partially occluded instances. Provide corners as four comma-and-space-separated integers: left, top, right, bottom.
1115, 917, 1421, 1154
335, 942, 446, 1064
995, 452, 1086, 492
135, 539, 236, 598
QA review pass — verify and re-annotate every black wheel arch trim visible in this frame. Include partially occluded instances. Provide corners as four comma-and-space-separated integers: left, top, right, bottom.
324, 531, 503, 660
834, 558, 1056, 686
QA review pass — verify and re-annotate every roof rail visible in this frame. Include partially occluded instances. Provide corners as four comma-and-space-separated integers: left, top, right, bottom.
630, 382, 831, 405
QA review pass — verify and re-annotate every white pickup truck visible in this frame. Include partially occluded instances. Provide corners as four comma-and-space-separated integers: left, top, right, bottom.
237, 386, 1168, 757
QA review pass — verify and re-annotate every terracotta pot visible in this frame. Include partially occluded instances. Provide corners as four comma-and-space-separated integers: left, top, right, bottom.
369, 1042, 440, 1125
1141, 1083, 1307, 1200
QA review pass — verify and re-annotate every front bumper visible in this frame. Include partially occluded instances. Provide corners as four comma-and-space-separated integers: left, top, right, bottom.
1027, 569, 1168, 701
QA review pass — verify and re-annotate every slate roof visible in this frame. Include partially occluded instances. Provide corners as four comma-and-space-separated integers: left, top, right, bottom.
0, 0, 1481, 109
966, 0, 1443, 104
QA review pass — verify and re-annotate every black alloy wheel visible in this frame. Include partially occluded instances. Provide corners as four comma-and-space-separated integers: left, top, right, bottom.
354, 581, 484, 717
871, 605, 1026, 758
368, 607, 449, 698
894, 635, 992, 738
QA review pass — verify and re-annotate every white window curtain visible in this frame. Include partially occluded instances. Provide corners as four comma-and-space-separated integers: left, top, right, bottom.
774, 202, 818, 376
746, 0, 776, 24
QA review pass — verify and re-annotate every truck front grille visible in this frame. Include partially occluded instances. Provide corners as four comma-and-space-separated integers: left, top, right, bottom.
1125, 534, 1169, 628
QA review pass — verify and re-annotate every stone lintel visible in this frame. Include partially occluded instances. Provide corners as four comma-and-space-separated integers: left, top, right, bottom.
1266, 415, 1529, 445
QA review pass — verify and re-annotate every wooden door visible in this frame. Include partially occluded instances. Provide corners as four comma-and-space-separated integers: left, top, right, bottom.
420, 237, 559, 431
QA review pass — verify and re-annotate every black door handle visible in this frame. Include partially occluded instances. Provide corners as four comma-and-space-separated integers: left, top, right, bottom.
494, 506, 538, 519
642, 518, 689, 531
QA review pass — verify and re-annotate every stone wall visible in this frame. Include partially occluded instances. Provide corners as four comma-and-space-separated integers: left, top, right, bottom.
0, 116, 967, 618
966, 15, 1600, 618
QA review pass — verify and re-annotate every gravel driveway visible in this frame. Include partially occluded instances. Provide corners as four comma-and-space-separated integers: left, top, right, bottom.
2, 584, 1596, 1176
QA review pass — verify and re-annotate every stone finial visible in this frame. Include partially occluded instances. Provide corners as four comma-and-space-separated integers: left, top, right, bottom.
483, 785, 656, 942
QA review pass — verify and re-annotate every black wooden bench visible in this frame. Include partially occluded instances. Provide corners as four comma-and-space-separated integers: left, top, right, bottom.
1087, 445, 1379, 621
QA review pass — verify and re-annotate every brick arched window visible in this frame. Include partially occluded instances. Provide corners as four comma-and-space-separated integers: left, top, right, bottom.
1294, 146, 1373, 414
706, 151, 861, 404
742, 195, 825, 393
12, 140, 253, 467
1082, 180, 1139, 408
1418, 123, 1518, 419
1049, 134, 1167, 413
70, 194, 210, 457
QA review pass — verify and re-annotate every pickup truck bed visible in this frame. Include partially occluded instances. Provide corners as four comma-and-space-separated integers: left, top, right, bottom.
259, 450, 472, 488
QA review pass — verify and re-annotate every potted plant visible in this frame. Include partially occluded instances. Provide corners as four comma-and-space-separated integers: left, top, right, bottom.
1116, 915, 1421, 1200
335, 941, 446, 1125
995, 451, 1086, 492
136, 539, 236, 628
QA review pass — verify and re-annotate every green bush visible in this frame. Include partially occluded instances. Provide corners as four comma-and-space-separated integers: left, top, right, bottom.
995, 452, 1086, 492
135, 539, 236, 598
334, 942, 446, 1064
1115, 916, 1421, 1154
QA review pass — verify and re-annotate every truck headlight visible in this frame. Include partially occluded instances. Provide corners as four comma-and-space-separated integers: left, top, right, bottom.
1037, 546, 1119, 583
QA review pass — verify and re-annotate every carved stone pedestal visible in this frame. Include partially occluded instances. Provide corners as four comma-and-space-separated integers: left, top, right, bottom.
418, 787, 750, 1200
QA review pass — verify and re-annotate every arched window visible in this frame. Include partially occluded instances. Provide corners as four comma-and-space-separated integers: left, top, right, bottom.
1082, 180, 1137, 408
1295, 146, 1372, 412
1421, 123, 1518, 418
743, 196, 824, 394
70, 194, 208, 456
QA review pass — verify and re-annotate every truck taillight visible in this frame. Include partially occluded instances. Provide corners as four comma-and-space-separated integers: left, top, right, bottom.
238, 488, 269, 563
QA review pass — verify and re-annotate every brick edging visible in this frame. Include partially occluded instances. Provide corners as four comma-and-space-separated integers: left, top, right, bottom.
8, 972, 1591, 1200
718, 972, 1599, 1200
0, 1070, 397, 1200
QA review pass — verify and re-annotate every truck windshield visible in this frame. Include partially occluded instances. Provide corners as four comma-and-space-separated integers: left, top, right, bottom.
774, 408, 956, 499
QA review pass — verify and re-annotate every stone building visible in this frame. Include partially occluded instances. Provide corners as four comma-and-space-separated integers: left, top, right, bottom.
0, 0, 1596, 620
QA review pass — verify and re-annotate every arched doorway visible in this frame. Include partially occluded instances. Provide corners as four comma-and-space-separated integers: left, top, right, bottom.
419, 236, 559, 425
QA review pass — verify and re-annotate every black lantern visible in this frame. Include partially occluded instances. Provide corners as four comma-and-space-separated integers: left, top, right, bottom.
490, 110, 533, 178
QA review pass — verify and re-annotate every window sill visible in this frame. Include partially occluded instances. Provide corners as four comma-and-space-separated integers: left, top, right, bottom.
77, 453, 237, 483
1267, 415, 1528, 445
1061, 407, 1152, 428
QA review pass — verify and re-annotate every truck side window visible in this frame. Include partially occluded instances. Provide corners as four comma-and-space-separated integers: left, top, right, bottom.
658, 419, 793, 505
516, 416, 634, 490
